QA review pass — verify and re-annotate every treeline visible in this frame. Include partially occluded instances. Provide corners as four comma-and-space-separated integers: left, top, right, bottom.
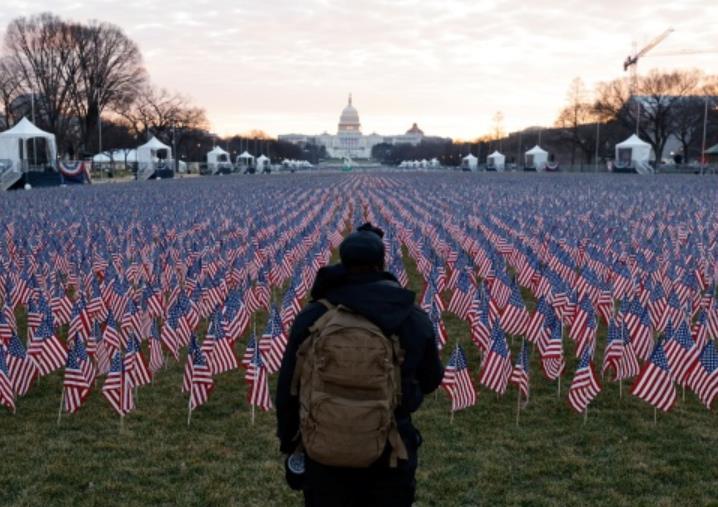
0, 12, 307, 163
372, 71, 718, 168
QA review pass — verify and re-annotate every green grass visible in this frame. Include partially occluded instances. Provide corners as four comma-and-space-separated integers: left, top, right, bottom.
2, 251, 717, 506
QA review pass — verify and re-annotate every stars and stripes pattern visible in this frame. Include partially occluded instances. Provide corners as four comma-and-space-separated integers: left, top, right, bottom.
441, 345, 477, 411
567, 347, 601, 413
631, 340, 677, 412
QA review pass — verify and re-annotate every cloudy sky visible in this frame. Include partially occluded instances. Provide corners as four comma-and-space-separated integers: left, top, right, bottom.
1, 0, 716, 139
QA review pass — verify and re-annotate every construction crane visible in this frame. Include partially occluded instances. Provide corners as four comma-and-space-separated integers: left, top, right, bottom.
623, 28, 674, 74
623, 28, 674, 134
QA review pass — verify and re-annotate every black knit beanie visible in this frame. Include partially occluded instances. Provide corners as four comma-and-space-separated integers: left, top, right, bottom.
339, 223, 385, 269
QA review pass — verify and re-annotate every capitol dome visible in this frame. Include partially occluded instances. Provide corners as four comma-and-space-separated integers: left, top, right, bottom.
338, 94, 361, 133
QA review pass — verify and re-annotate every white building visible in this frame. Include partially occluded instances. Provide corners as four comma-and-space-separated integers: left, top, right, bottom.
279, 94, 444, 159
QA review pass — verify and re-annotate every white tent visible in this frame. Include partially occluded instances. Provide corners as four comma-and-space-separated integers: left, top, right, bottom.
461, 153, 478, 171
615, 134, 654, 174
237, 151, 254, 168
420, 159, 429, 169
0, 118, 57, 190
430, 158, 440, 168
206, 146, 231, 174
525, 145, 548, 171
256, 154, 271, 172
136, 136, 173, 180
487, 150, 506, 172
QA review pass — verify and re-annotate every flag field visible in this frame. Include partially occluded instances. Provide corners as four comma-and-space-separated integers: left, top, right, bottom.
1, 172, 718, 506
1, 247, 716, 506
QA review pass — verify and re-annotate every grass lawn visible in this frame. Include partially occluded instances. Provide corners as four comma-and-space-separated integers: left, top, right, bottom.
1, 249, 717, 506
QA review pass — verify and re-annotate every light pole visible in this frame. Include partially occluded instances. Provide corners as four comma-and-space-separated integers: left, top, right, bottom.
701, 97, 708, 174
595, 122, 600, 172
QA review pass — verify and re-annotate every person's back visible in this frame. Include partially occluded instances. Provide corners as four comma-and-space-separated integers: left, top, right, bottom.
276, 223, 444, 507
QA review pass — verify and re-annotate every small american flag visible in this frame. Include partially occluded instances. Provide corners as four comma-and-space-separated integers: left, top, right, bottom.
441, 345, 476, 412
258, 306, 286, 374
124, 334, 152, 389
6, 333, 38, 396
631, 340, 676, 412
567, 347, 601, 413
246, 348, 272, 412
188, 340, 215, 410
102, 352, 134, 416
63, 339, 93, 414
686, 341, 718, 410
510, 341, 531, 401
27, 320, 66, 377
479, 323, 513, 395
0, 345, 15, 413
500, 284, 529, 336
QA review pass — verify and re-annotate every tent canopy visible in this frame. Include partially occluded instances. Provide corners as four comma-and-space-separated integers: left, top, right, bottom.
487, 150, 506, 170
136, 136, 172, 165
615, 134, 652, 163
0, 117, 57, 169
207, 146, 230, 164
462, 153, 478, 161
525, 145, 547, 156
705, 143, 718, 155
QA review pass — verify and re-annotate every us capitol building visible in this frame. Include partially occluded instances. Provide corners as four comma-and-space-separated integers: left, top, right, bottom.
279, 94, 446, 159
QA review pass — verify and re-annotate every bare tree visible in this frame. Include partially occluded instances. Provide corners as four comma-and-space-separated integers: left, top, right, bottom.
555, 77, 598, 166
4, 13, 77, 150
0, 57, 23, 128
593, 69, 703, 161
117, 84, 209, 158
66, 20, 146, 153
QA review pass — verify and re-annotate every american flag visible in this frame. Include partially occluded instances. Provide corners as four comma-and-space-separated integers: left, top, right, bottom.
500, 284, 529, 336
246, 346, 272, 412
146, 319, 164, 373
187, 338, 215, 410
663, 319, 700, 386
124, 334, 152, 389
103, 310, 123, 352
258, 306, 286, 374
27, 320, 66, 377
63, 338, 94, 414
6, 332, 38, 396
686, 341, 718, 410
509, 340, 531, 401
447, 270, 475, 321
540, 321, 565, 381
631, 340, 676, 412
222, 290, 249, 345
567, 347, 601, 413
280, 285, 302, 330
0, 345, 15, 413
102, 351, 134, 416
206, 311, 238, 375
479, 323, 513, 395
616, 323, 640, 381
441, 345, 477, 411
429, 303, 448, 351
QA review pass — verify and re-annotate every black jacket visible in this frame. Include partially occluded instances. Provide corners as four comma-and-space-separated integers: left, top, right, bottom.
276, 264, 444, 454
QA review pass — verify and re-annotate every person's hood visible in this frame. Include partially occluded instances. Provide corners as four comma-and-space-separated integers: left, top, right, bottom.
310, 263, 416, 334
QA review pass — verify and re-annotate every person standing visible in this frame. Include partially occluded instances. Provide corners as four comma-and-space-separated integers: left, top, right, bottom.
276, 223, 444, 506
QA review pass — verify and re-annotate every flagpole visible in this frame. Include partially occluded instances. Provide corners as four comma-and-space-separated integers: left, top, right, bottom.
653, 407, 657, 425
515, 390, 521, 427
251, 313, 257, 426
187, 388, 193, 427
583, 408, 588, 425
57, 387, 65, 425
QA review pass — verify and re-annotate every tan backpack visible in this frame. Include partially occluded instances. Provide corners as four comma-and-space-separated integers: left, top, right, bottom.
291, 300, 408, 468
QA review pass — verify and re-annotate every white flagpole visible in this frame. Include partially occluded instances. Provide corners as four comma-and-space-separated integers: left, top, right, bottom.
251, 313, 257, 426
57, 387, 65, 425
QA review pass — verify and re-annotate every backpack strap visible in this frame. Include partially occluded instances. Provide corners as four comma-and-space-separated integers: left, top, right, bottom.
387, 420, 409, 467
290, 300, 336, 396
